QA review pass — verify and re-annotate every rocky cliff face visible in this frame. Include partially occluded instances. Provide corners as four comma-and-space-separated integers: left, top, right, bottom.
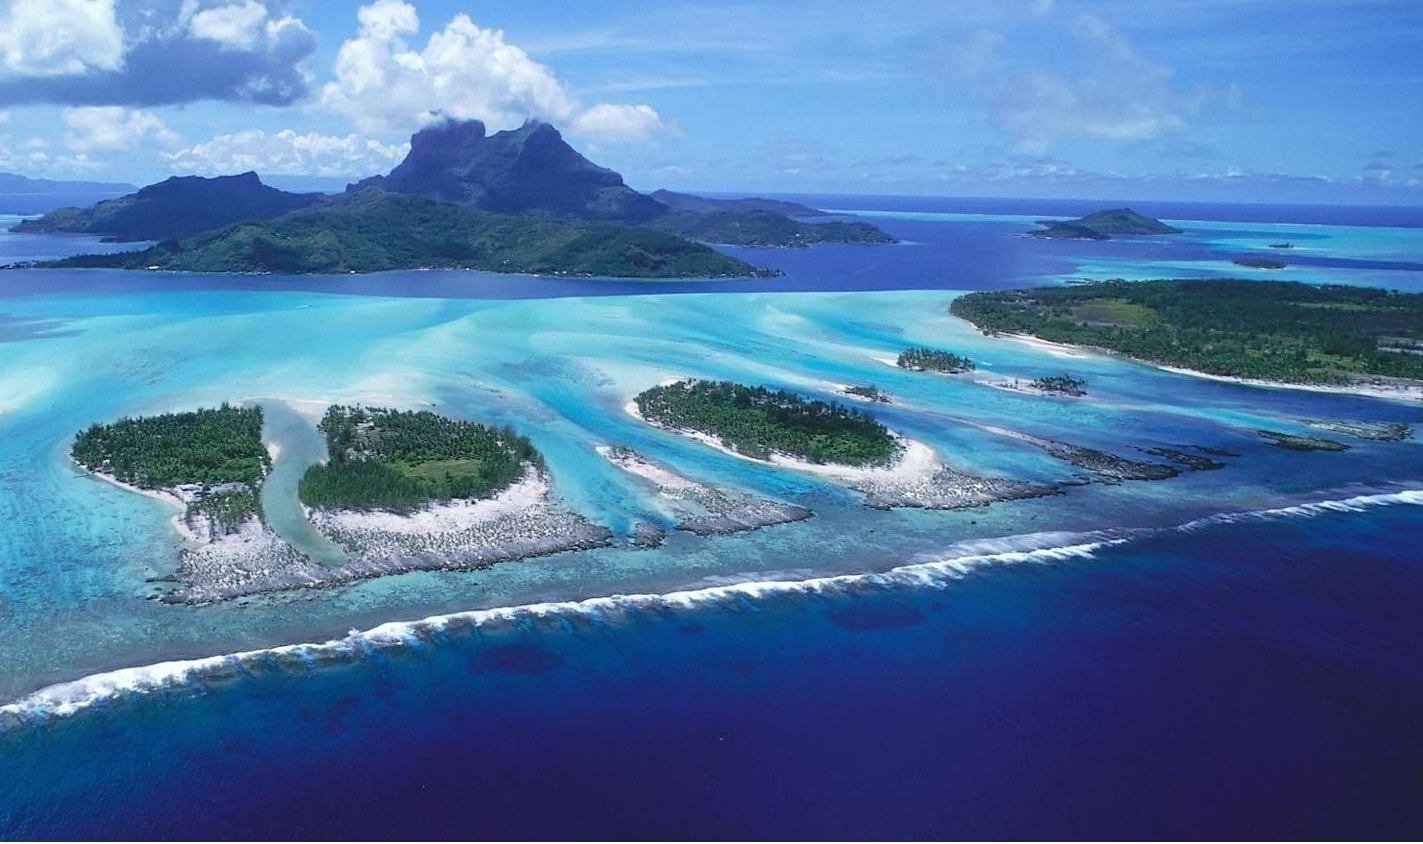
353, 120, 666, 223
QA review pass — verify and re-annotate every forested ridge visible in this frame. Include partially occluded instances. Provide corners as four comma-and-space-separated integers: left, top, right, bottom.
950, 279, 1423, 384
634, 380, 898, 466
299, 405, 542, 512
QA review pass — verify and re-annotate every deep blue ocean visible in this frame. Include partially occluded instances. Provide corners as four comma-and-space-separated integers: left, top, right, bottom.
0, 196, 1421, 840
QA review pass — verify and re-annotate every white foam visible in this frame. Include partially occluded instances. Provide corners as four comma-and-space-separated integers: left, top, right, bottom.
1179, 488, 1423, 531
6, 487, 1420, 727
0, 529, 1121, 726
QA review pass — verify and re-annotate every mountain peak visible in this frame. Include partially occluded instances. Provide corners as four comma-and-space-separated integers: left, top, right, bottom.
356, 119, 665, 223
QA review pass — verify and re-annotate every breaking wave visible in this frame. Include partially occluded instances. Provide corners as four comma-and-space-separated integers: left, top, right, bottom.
4, 487, 1421, 729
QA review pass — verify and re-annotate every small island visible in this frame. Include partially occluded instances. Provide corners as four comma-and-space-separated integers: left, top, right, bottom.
630, 379, 1055, 510
896, 347, 975, 373
1233, 257, 1288, 270
1031, 374, 1089, 396
1029, 208, 1182, 240
950, 279, 1423, 391
840, 384, 892, 403
633, 380, 898, 466
299, 405, 541, 512
72, 404, 271, 538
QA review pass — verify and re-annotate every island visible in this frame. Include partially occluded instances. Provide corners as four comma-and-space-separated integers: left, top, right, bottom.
633, 379, 898, 466
1029, 208, 1182, 240
71, 403, 271, 538
1233, 257, 1288, 270
840, 384, 892, 403
896, 347, 975, 373
1031, 374, 1089, 396
298, 405, 540, 511
298, 405, 612, 571
950, 279, 1423, 390
629, 379, 1055, 510
71, 402, 611, 604
47, 189, 768, 278
22, 120, 893, 276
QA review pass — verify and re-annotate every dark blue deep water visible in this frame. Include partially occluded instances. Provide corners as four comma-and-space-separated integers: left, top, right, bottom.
2, 505, 1421, 840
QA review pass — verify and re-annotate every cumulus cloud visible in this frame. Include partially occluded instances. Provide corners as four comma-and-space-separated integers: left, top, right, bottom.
321, 1, 668, 144
165, 128, 409, 177
62, 106, 180, 152
0, 0, 125, 78
188, 0, 270, 51
568, 104, 668, 144
0, 0, 316, 106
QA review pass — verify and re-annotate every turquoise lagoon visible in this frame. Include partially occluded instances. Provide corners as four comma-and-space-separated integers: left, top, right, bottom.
0, 203, 1421, 711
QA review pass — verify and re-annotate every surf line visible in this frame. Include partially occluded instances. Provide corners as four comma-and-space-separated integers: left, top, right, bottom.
4, 486, 1422, 728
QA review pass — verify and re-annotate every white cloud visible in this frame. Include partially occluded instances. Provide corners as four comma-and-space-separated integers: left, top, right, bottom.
569, 104, 668, 144
188, 0, 269, 51
321, 1, 668, 144
62, 106, 180, 153
0, 0, 316, 106
989, 13, 1189, 152
0, 0, 125, 78
166, 128, 409, 177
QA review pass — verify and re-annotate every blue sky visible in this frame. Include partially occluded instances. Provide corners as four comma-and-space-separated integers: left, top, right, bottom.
0, 0, 1419, 203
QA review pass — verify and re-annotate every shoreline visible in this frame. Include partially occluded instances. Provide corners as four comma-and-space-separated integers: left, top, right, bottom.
1155, 364, 1423, 403
987, 331, 1423, 402
624, 400, 1055, 509
78, 465, 204, 543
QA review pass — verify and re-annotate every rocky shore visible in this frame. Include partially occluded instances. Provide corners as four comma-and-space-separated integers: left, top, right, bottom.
154, 468, 613, 603
598, 446, 812, 539
1300, 420, 1411, 442
852, 465, 1056, 510
979, 427, 1181, 482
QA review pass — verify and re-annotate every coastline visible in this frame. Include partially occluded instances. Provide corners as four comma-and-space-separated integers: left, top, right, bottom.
78, 465, 203, 543
1155, 364, 1423, 403
987, 331, 1423, 402
624, 400, 1054, 509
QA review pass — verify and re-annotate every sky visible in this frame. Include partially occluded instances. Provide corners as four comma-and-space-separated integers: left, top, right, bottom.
0, 0, 1420, 204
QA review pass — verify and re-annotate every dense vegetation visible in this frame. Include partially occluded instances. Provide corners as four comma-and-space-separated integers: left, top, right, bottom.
951, 279, 1423, 384
187, 487, 262, 535
47, 190, 771, 279
72, 404, 269, 488
299, 405, 542, 512
635, 380, 898, 466
897, 347, 975, 372
1032, 374, 1089, 395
